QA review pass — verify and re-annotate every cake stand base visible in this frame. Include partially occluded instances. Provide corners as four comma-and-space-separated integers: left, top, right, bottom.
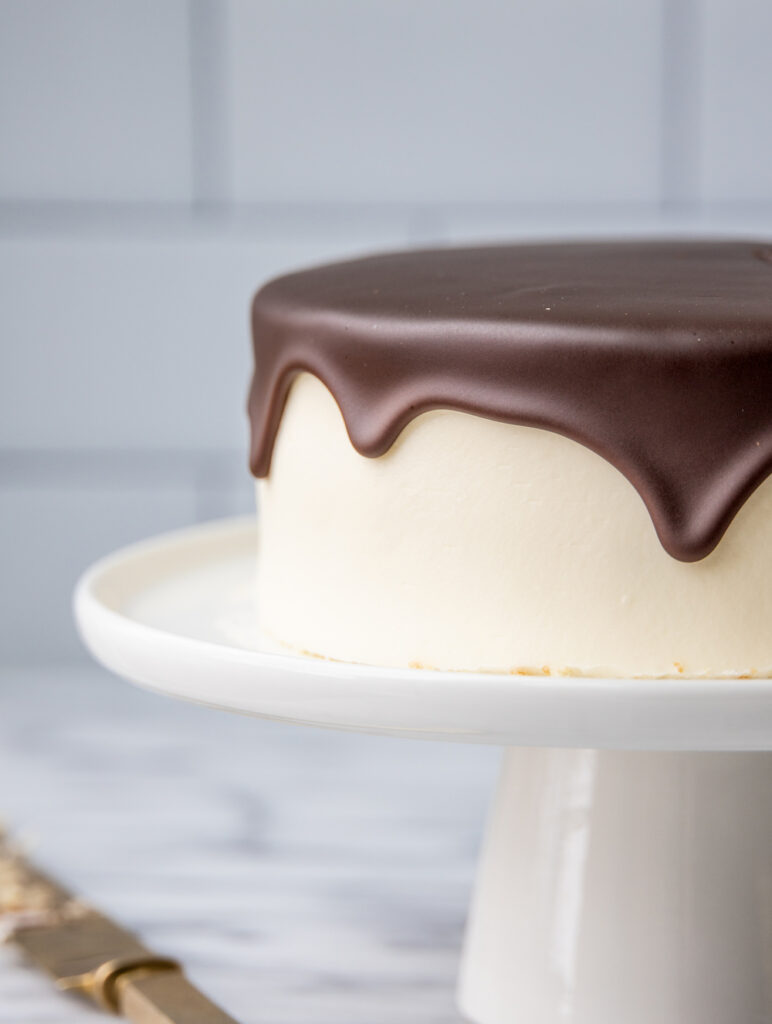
459, 747, 772, 1024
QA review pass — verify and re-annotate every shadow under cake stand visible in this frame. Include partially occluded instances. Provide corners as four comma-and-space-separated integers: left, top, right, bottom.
74, 516, 772, 1024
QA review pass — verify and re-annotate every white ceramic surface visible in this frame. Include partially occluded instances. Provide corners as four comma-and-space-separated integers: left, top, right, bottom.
73, 516, 772, 751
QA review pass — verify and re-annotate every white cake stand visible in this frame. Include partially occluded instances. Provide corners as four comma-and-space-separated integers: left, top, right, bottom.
74, 516, 772, 1024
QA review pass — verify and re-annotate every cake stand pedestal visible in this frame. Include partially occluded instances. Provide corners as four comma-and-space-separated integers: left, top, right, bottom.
460, 747, 771, 1024
75, 517, 772, 1024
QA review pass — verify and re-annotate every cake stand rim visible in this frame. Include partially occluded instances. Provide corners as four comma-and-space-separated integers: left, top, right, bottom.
73, 515, 772, 750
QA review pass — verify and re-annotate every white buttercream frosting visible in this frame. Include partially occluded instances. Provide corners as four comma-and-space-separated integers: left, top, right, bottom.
256, 373, 772, 677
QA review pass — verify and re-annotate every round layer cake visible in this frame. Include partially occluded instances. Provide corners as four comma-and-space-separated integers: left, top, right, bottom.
248, 241, 772, 677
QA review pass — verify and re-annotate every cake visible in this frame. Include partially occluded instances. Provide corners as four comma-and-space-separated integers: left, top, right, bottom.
248, 241, 772, 678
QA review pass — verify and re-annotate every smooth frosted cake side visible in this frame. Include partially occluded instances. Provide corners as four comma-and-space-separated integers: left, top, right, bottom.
248, 242, 772, 677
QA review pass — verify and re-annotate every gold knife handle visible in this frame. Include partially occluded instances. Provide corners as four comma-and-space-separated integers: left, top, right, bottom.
117, 967, 244, 1024
58, 955, 180, 1013
2, 831, 242, 1023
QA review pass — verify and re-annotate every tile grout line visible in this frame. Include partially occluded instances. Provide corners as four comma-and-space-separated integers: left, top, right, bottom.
187, 0, 231, 207
0, 448, 246, 491
659, 0, 702, 212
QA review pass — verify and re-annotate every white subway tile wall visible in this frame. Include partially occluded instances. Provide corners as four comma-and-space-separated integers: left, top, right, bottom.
227, 0, 665, 204
0, 0, 770, 663
0, 0, 194, 201
699, 0, 772, 202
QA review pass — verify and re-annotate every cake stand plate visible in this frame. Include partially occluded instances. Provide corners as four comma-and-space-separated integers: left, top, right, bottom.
74, 516, 771, 751
74, 517, 772, 1024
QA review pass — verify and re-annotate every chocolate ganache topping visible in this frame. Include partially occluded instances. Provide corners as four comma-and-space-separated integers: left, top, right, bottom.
249, 240, 772, 562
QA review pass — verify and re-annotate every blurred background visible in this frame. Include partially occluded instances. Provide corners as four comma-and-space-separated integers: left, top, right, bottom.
2, 0, 772, 667
1, 3, 771, 1022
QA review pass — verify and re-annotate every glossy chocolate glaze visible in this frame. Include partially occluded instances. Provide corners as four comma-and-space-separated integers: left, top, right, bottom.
248, 241, 772, 561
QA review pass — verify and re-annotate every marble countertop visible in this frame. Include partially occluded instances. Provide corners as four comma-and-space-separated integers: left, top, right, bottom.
0, 668, 498, 1023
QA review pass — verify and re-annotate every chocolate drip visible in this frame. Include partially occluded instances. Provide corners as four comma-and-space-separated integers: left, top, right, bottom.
248, 241, 772, 562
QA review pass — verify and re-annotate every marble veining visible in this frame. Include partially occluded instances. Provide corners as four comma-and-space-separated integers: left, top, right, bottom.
0, 668, 498, 1023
